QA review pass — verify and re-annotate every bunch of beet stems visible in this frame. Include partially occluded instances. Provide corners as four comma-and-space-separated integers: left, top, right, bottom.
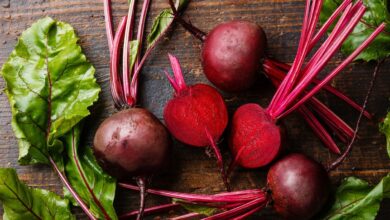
103, 0, 181, 108
167, 0, 373, 155
117, 0, 385, 219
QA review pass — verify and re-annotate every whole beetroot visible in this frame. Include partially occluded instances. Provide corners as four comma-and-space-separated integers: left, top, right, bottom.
93, 108, 171, 179
268, 153, 330, 219
202, 21, 267, 92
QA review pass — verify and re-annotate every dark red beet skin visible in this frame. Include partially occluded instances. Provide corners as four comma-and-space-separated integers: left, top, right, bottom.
93, 108, 171, 179
202, 20, 266, 92
229, 103, 281, 168
268, 154, 330, 220
164, 84, 228, 147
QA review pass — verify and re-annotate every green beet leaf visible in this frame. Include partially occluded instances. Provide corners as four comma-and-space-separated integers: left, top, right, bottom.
320, 0, 390, 62
0, 168, 75, 220
321, 174, 390, 220
63, 124, 117, 220
147, 0, 190, 47
0, 17, 100, 165
380, 111, 390, 158
173, 199, 217, 217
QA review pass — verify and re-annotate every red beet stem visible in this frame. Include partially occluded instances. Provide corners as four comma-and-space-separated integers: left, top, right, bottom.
269, 0, 322, 111
49, 156, 97, 220
280, 23, 385, 118
205, 128, 230, 191
264, 58, 372, 119
231, 205, 265, 220
122, 0, 137, 106
310, 0, 352, 50
128, 0, 151, 106
118, 183, 263, 203
119, 203, 180, 219
328, 60, 383, 171
110, 16, 128, 108
103, 0, 114, 52
170, 212, 203, 220
165, 53, 188, 94
298, 106, 341, 154
202, 198, 266, 220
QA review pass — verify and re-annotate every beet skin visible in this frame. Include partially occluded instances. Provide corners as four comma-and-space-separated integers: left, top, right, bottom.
267, 153, 330, 220
93, 108, 171, 179
229, 103, 281, 168
202, 20, 266, 92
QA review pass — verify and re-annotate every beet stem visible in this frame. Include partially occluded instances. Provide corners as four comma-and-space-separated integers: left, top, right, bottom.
49, 156, 97, 220
118, 183, 262, 203
231, 204, 266, 220
298, 106, 341, 154
280, 23, 385, 118
205, 129, 230, 191
119, 203, 180, 219
264, 58, 372, 119
168, 0, 207, 42
202, 198, 266, 220
328, 60, 384, 171
170, 212, 203, 220
135, 177, 147, 220
110, 16, 128, 109
268, 0, 321, 111
122, 0, 137, 106
271, 2, 368, 118
103, 0, 114, 52
166, 54, 187, 93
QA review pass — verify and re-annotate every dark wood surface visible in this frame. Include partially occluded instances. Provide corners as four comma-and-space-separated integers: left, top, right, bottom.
1, 0, 390, 219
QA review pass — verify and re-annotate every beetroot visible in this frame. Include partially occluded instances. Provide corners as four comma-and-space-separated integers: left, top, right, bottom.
201, 21, 266, 92
168, 0, 266, 92
229, 104, 281, 168
163, 54, 229, 189
93, 108, 170, 179
268, 154, 330, 219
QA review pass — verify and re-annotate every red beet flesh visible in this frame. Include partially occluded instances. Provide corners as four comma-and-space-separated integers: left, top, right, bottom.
93, 108, 171, 179
268, 153, 330, 220
202, 20, 266, 92
164, 84, 228, 147
229, 103, 281, 168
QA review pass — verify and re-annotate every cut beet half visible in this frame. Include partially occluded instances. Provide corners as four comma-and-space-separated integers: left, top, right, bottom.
163, 54, 230, 190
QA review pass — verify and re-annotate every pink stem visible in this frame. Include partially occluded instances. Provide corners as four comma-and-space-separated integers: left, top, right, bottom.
119, 203, 180, 219
118, 183, 262, 203
171, 212, 203, 220
264, 58, 372, 119
231, 203, 266, 220
281, 23, 385, 118
103, 0, 113, 52
298, 106, 341, 154
49, 157, 97, 220
272, 3, 366, 118
202, 198, 266, 220
268, 0, 320, 112
110, 16, 128, 108
122, 0, 137, 106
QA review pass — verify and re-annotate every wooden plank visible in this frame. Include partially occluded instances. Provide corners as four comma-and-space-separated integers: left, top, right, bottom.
0, 0, 389, 219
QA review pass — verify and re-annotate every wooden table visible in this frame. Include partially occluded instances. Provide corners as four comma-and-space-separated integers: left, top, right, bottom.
1, 0, 389, 219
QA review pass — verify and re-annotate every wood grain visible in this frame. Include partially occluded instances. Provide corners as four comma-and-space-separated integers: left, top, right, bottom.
0, 0, 389, 219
